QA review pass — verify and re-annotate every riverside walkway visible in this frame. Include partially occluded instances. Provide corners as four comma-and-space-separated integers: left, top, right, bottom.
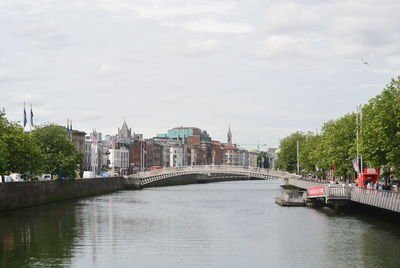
351, 187, 400, 212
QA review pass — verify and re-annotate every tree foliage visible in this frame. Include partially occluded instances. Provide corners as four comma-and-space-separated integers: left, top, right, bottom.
298, 133, 321, 174
277, 132, 306, 173
319, 113, 356, 177
361, 77, 400, 175
277, 76, 400, 178
0, 111, 43, 179
32, 125, 82, 178
0, 110, 9, 175
0, 111, 81, 180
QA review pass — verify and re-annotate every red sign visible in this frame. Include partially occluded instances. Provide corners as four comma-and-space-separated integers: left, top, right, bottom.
307, 186, 325, 196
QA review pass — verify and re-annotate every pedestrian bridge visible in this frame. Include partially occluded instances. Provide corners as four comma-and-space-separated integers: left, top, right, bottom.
129, 165, 300, 186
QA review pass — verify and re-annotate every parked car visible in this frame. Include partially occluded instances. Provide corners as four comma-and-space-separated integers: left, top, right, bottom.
82, 171, 95, 178
0, 175, 14, 183
39, 174, 52, 180
9, 173, 23, 182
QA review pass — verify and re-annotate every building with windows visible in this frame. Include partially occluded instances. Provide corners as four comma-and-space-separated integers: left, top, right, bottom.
68, 129, 86, 175
222, 126, 240, 165
109, 146, 129, 175
157, 126, 211, 144
86, 131, 108, 175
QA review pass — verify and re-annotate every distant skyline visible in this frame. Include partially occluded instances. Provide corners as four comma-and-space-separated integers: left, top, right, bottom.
1, 0, 400, 147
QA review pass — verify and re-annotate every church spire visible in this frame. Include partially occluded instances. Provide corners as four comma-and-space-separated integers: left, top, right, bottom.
227, 125, 232, 144
118, 120, 132, 138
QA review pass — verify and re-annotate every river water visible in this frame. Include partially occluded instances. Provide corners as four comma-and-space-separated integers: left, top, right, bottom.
1, 180, 400, 268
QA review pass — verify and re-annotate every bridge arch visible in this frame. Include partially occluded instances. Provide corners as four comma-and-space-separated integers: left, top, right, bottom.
129, 165, 296, 187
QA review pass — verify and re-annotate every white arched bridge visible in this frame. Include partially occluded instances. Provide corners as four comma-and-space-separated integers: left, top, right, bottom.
129, 165, 300, 186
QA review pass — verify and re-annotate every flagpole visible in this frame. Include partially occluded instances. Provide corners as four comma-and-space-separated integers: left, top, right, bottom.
356, 105, 359, 175
23, 102, 27, 131
29, 103, 32, 133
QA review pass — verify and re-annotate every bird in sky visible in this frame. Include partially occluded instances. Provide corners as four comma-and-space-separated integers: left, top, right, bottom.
361, 57, 369, 65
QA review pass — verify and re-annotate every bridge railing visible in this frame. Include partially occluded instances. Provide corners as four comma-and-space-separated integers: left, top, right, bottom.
133, 165, 295, 179
325, 185, 352, 198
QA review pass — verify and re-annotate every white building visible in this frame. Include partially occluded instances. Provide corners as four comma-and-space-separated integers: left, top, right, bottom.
84, 131, 106, 175
109, 146, 129, 175
239, 149, 250, 167
170, 147, 183, 167
248, 151, 259, 167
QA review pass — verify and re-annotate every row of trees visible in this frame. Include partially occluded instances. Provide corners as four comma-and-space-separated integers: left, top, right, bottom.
277, 76, 400, 178
0, 110, 82, 180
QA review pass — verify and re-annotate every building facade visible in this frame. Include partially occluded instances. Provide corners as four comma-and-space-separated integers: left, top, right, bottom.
109, 147, 129, 175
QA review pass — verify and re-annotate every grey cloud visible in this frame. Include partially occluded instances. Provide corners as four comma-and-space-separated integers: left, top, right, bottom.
1, 0, 400, 147
257, 1, 400, 61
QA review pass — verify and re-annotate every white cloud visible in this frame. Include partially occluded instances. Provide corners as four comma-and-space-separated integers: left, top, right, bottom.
133, 2, 236, 18
184, 39, 219, 55
1, 0, 400, 147
81, 110, 103, 120
260, 3, 323, 34
257, 1, 400, 61
3, 92, 45, 106
0, 69, 13, 81
98, 64, 119, 75
183, 18, 253, 33
331, 42, 369, 58
257, 35, 322, 59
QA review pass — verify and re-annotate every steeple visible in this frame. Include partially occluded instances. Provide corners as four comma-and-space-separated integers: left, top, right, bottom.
227, 125, 232, 144
118, 120, 131, 138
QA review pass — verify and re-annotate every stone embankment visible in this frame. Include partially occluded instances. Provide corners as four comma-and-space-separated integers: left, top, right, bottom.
0, 178, 126, 212
0, 175, 256, 212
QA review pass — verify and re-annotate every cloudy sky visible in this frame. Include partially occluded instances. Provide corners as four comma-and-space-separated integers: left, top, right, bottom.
1, 0, 400, 148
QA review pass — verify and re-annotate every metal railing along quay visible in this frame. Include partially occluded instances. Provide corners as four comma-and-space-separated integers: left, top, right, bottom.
350, 187, 400, 213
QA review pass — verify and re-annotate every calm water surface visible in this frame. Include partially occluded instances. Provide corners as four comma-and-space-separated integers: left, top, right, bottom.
1, 181, 400, 268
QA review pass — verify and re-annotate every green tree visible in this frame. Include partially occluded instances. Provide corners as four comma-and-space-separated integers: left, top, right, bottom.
277, 132, 306, 173
3, 126, 43, 179
360, 77, 400, 175
0, 110, 43, 180
319, 113, 357, 177
298, 133, 321, 174
32, 125, 82, 178
0, 111, 8, 178
0, 110, 10, 168
278, 114, 356, 178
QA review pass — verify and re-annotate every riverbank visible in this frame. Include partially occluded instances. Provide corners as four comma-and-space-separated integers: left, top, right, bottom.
0, 178, 126, 212
3, 181, 400, 268
0, 175, 260, 212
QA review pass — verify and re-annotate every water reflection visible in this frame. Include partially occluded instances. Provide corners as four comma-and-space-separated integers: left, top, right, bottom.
0, 202, 79, 267
0, 181, 400, 268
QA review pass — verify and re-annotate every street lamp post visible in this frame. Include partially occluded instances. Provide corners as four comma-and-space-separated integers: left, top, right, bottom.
296, 140, 300, 174
356, 104, 363, 174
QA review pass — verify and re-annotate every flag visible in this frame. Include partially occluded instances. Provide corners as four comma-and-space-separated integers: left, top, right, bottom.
66, 119, 69, 130
70, 120, 72, 131
351, 159, 359, 173
23, 103, 27, 128
30, 104, 34, 127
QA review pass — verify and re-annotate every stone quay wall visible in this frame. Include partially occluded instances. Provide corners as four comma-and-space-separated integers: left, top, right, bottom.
0, 177, 126, 212
0, 175, 262, 212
